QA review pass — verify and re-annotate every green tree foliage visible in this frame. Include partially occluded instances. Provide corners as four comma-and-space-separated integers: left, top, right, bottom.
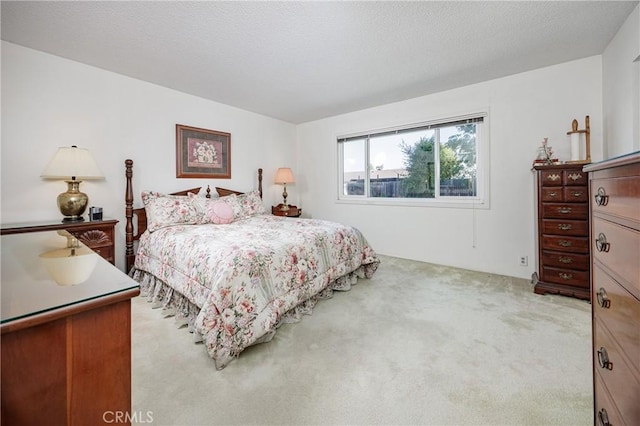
443, 124, 476, 179
400, 125, 476, 197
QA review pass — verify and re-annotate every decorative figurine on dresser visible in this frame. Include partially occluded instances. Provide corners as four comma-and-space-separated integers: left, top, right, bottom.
532, 163, 590, 300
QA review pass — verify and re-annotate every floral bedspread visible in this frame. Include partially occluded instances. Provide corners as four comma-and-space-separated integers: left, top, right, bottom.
131, 214, 379, 369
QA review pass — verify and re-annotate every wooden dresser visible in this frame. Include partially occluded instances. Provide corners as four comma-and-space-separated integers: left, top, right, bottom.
584, 152, 640, 426
1, 230, 139, 425
532, 163, 590, 300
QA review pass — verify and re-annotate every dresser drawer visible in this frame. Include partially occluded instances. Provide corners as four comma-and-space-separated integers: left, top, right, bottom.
69, 228, 114, 246
593, 318, 640, 424
541, 169, 588, 186
594, 373, 625, 426
541, 203, 588, 219
593, 266, 640, 368
592, 218, 640, 299
563, 169, 588, 186
91, 245, 114, 262
540, 170, 564, 186
541, 187, 564, 202
591, 175, 640, 223
541, 266, 589, 287
541, 250, 589, 270
66, 222, 117, 265
542, 235, 589, 253
562, 187, 588, 202
541, 219, 588, 236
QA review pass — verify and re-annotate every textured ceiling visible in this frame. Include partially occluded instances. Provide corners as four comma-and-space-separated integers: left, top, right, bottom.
1, 1, 638, 124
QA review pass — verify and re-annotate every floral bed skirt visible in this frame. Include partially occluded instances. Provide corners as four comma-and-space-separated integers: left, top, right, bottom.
131, 261, 378, 368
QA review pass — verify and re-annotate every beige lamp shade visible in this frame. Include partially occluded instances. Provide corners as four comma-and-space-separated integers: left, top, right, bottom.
274, 167, 295, 184
41, 146, 104, 180
40, 246, 98, 286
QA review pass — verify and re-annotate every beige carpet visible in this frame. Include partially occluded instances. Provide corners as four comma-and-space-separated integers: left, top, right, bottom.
131, 255, 592, 426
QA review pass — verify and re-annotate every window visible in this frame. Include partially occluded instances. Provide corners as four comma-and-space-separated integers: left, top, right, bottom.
338, 113, 487, 206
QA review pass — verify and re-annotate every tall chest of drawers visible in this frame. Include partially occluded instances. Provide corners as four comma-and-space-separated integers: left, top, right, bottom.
584, 152, 640, 426
532, 163, 590, 300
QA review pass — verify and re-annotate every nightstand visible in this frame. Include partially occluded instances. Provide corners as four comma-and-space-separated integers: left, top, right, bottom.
271, 204, 302, 217
1, 219, 118, 265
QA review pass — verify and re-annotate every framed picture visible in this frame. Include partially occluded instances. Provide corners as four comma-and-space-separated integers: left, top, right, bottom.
176, 124, 231, 179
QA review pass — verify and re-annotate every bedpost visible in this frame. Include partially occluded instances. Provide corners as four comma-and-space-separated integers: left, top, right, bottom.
258, 168, 263, 199
125, 159, 135, 273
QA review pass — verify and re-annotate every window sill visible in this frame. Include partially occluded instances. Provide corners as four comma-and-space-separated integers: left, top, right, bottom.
336, 197, 489, 209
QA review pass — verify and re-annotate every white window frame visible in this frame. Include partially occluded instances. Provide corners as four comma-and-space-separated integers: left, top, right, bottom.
337, 112, 490, 209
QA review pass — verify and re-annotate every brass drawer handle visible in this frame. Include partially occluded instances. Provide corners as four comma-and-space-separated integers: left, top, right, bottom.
596, 288, 611, 309
557, 207, 572, 214
568, 172, 583, 181
597, 408, 610, 426
558, 256, 573, 264
595, 233, 610, 253
547, 173, 561, 182
547, 191, 559, 198
597, 347, 613, 370
557, 223, 573, 231
557, 240, 572, 247
570, 191, 583, 198
558, 273, 573, 280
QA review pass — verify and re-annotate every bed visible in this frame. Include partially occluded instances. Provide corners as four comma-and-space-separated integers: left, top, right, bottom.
124, 159, 380, 369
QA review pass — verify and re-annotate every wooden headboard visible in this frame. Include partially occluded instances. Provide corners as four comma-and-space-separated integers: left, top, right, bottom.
124, 159, 263, 272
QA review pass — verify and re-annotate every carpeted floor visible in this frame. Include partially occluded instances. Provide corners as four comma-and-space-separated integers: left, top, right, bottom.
131, 255, 592, 425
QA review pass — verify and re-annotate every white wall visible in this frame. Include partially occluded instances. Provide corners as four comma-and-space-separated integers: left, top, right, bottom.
1, 42, 296, 271
1, 39, 621, 280
296, 57, 603, 279
603, 3, 640, 158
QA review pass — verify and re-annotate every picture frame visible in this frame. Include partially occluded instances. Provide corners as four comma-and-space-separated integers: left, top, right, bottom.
176, 124, 231, 179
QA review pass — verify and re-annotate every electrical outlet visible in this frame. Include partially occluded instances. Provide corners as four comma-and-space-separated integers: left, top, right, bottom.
519, 256, 528, 266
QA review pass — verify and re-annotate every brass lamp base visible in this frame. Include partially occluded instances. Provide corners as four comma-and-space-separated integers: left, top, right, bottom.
280, 184, 289, 211
57, 180, 88, 222
62, 216, 85, 223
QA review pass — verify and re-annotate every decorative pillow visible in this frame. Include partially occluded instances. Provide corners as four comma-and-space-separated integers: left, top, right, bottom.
217, 193, 242, 220
141, 190, 180, 206
205, 199, 235, 224
141, 191, 200, 232
188, 192, 207, 222
234, 190, 266, 219
188, 192, 234, 224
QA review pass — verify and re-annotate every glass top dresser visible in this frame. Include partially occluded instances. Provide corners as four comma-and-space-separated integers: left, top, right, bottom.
1, 230, 140, 425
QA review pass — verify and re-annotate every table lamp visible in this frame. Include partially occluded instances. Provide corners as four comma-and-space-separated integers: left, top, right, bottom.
41, 145, 104, 222
274, 167, 295, 211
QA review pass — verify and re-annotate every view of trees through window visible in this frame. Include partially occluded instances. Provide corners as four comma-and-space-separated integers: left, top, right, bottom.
341, 121, 479, 199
